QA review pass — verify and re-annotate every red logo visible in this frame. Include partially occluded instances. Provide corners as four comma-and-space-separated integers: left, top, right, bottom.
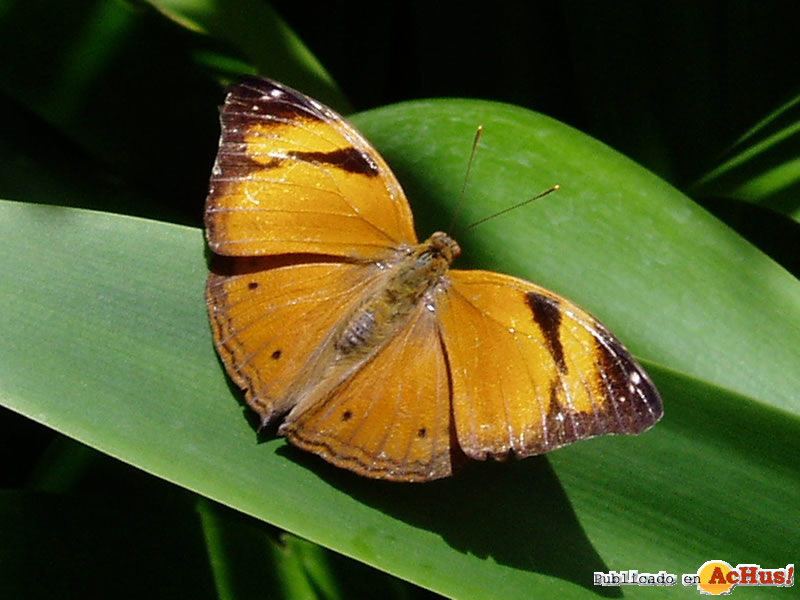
696, 561, 794, 595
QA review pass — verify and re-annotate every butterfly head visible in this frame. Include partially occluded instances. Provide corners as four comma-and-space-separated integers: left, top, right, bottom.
426, 231, 461, 264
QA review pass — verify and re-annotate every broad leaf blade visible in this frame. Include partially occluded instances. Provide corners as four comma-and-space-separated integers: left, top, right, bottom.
1, 99, 798, 599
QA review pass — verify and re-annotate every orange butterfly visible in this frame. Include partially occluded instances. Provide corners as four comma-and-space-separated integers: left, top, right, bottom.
205, 76, 663, 482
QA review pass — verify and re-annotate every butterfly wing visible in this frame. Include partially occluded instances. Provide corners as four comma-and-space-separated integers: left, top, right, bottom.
438, 269, 663, 460
205, 76, 418, 259
207, 256, 389, 422
282, 302, 457, 482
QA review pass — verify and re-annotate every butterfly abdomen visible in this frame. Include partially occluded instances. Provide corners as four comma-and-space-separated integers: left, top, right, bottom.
336, 308, 378, 354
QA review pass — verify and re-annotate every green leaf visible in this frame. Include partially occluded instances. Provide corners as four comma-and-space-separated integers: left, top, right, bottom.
1, 99, 798, 599
689, 92, 800, 221
147, 0, 351, 112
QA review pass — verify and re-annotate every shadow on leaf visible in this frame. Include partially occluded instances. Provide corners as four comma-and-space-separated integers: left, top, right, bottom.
277, 445, 618, 596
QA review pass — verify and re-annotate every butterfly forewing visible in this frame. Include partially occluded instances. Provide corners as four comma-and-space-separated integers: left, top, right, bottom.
438, 270, 662, 459
205, 76, 418, 259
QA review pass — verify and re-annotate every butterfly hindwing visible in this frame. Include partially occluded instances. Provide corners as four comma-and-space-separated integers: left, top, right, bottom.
207, 256, 388, 422
282, 302, 456, 482
205, 76, 418, 259
438, 269, 662, 460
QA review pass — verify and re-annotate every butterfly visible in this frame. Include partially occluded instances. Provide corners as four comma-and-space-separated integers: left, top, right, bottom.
205, 76, 663, 482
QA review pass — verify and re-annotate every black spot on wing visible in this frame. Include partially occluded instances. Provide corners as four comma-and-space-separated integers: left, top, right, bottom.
525, 292, 568, 374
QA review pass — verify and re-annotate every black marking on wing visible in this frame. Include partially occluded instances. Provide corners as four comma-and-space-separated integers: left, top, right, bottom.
593, 333, 663, 433
525, 292, 568, 374
542, 374, 608, 450
288, 147, 379, 177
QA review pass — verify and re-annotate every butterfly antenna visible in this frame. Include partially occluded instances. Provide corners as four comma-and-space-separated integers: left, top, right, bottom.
462, 184, 561, 233
449, 125, 484, 232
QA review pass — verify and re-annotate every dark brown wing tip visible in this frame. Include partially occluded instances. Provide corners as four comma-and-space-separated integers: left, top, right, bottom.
223, 76, 326, 123
227, 75, 281, 98
597, 335, 664, 433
